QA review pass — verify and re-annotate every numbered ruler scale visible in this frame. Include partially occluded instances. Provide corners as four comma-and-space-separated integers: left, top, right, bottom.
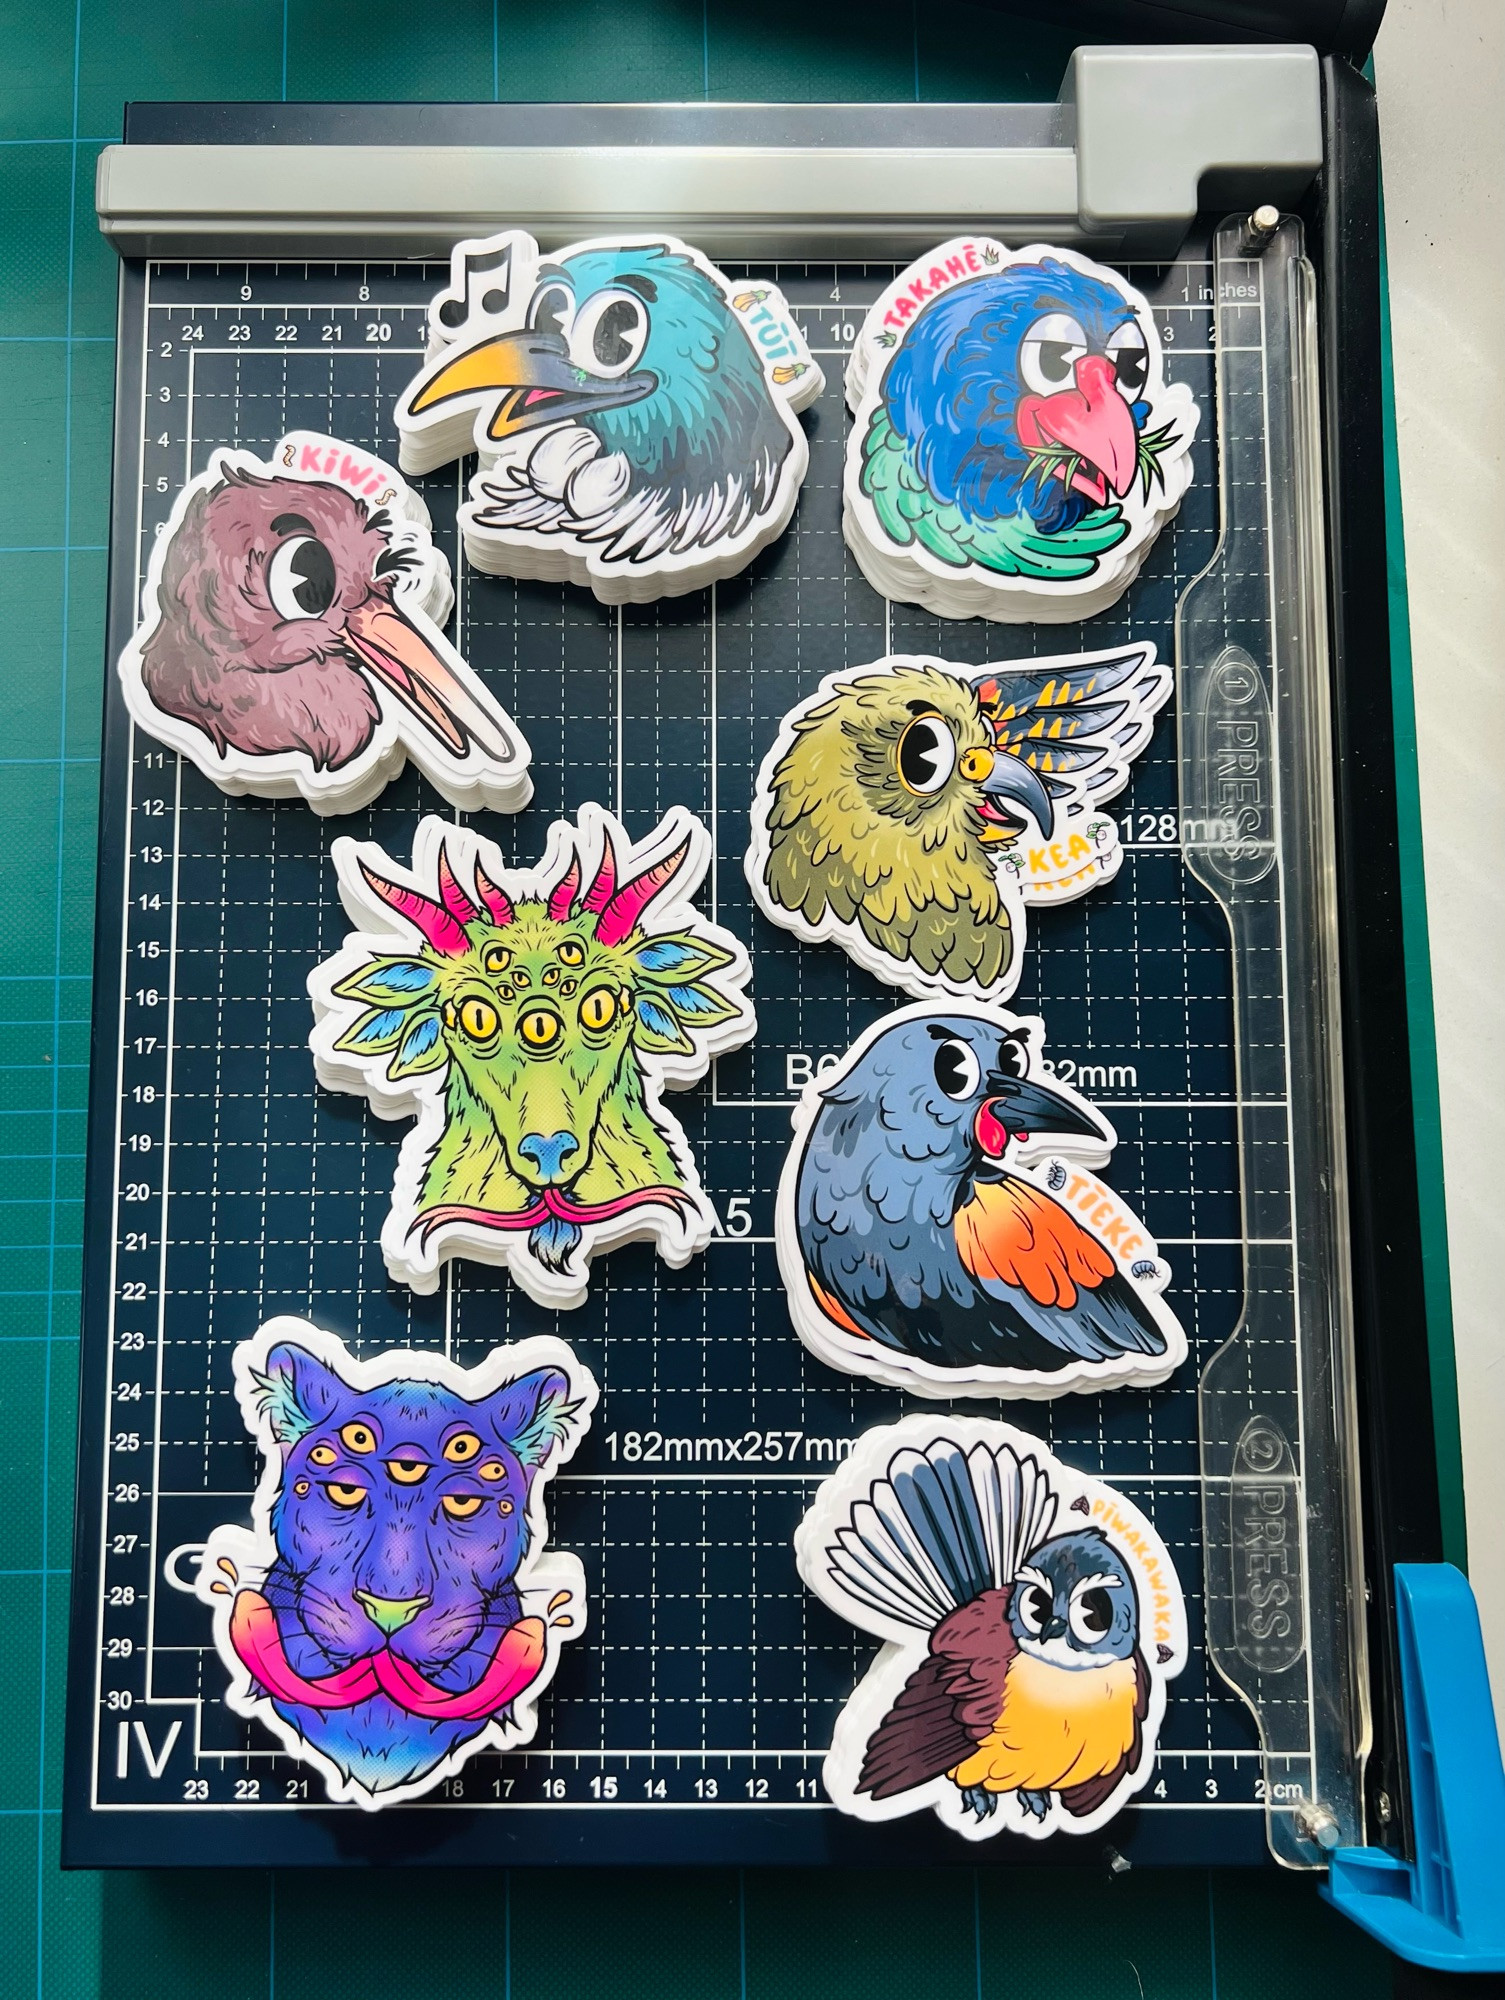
67, 95, 1376, 1869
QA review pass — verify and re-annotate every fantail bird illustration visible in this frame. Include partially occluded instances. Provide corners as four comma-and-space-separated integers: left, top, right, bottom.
788, 1011, 1170, 1378
858, 257, 1182, 579
821, 1433, 1156, 1825
139, 470, 514, 773
406, 242, 801, 564
755, 646, 1168, 995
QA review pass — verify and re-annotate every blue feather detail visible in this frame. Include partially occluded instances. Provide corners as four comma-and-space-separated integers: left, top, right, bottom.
358, 960, 436, 997
663, 982, 722, 1017
634, 938, 696, 973
349, 1007, 407, 1047
636, 996, 688, 1044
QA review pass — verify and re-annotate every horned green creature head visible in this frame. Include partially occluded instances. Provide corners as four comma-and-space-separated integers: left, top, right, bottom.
314, 809, 753, 1307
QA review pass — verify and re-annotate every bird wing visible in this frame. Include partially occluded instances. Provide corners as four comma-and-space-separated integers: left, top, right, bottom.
954, 1177, 1168, 1363
859, 410, 1128, 583
857, 1592, 1016, 1800
1055, 1650, 1150, 1818
972, 645, 1170, 801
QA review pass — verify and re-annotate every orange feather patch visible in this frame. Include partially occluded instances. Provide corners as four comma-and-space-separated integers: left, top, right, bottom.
809, 1272, 869, 1338
954, 1178, 1114, 1310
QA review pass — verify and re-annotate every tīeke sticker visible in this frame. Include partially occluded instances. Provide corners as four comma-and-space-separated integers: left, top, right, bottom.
777, 1002, 1187, 1398
197, 1318, 594, 1809
309, 806, 756, 1309
795, 1416, 1187, 1839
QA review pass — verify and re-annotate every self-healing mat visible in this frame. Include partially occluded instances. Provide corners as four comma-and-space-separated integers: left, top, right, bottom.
68, 93, 1398, 1872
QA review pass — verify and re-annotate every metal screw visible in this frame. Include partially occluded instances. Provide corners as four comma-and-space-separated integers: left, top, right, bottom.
1376, 1791, 1394, 1825
1296, 1802, 1341, 1850
1240, 205, 1282, 255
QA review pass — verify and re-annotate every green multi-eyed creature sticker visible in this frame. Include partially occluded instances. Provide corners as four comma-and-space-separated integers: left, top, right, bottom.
310, 806, 755, 1309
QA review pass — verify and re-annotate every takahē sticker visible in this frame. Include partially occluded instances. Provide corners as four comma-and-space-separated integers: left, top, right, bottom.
395, 230, 824, 603
197, 1318, 594, 1809
776, 1003, 1186, 1398
843, 241, 1198, 622
118, 431, 531, 815
795, 1416, 1187, 1839
309, 807, 756, 1309
746, 644, 1170, 1003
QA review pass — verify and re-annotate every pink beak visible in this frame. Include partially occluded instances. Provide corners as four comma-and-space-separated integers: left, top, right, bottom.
342, 597, 515, 762
1015, 352, 1138, 507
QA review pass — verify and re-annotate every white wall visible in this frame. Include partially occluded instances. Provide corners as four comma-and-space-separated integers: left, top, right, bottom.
1374, 0, 1505, 1729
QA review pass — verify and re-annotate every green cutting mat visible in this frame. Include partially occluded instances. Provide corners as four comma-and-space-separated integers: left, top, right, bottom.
0, 3, 1413, 1991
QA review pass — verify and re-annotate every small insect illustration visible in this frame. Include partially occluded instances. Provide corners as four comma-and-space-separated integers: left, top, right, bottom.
795, 1417, 1187, 1839
776, 1003, 1185, 1398
309, 806, 756, 1309
747, 645, 1170, 1002
197, 1319, 594, 1809
118, 431, 530, 814
843, 240, 1198, 621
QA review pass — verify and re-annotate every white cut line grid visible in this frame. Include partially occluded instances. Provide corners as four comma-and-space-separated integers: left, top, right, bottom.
89, 261, 1311, 1812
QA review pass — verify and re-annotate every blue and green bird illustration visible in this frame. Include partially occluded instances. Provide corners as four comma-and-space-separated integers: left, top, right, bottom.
859, 256, 1182, 581
410, 241, 802, 563
826, 1436, 1158, 1825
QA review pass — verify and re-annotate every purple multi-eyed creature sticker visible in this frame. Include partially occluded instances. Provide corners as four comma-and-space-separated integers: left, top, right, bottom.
196, 1318, 594, 1809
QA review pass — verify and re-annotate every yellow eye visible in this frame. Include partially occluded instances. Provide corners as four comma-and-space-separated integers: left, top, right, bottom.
386, 1457, 429, 1485
557, 938, 586, 968
443, 1432, 482, 1463
458, 996, 500, 1041
579, 987, 616, 1033
324, 1481, 367, 1509
479, 1460, 507, 1483
499, 1499, 515, 1516
442, 1493, 484, 1521
483, 943, 511, 975
339, 1423, 376, 1455
520, 1007, 561, 1050
308, 1442, 337, 1467
294, 1479, 310, 1496
959, 745, 994, 782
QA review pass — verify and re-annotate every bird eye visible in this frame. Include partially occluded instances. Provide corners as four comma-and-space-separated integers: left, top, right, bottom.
530, 282, 574, 341
442, 1493, 484, 1521
933, 1036, 982, 1101
569, 290, 650, 378
519, 1007, 562, 1051
455, 996, 499, 1042
896, 714, 958, 796
1069, 1583, 1118, 1644
339, 1422, 376, 1455
998, 1033, 1029, 1081
1106, 321, 1149, 398
323, 1481, 367, 1510
958, 746, 993, 783
266, 534, 336, 621
1016, 1581, 1053, 1636
1019, 312, 1089, 396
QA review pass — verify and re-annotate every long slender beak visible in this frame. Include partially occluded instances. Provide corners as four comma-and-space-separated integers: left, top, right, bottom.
975, 1074, 1106, 1156
1014, 352, 1139, 505
343, 597, 517, 761
975, 748, 1054, 843
405, 329, 655, 444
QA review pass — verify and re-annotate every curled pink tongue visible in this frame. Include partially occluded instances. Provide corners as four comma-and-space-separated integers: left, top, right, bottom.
230, 1592, 380, 1709
974, 1100, 1011, 1159
374, 1619, 545, 1719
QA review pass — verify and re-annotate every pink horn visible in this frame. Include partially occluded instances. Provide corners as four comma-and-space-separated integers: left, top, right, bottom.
472, 859, 515, 929
436, 844, 480, 926
582, 828, 619, 915
594, 837, 692, 947
359, 862, 471, 957
546, 852, 582, 923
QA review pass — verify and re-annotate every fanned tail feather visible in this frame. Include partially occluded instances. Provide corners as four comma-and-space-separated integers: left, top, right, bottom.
827, 1438, 1059, 1629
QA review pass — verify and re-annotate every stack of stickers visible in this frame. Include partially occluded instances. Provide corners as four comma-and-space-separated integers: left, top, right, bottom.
396, 230, 824, 604
842, 238, 1197, 622
113, 225, 1200, 1841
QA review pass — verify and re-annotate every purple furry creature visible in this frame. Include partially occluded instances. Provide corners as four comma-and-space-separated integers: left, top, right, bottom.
222, 1339, 587, 1799
141, 471, 502, 771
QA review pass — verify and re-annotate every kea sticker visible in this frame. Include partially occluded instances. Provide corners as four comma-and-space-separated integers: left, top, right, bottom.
747, 646, 1171, 1003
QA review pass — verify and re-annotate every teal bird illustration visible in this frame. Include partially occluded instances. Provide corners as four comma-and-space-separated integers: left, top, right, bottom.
409, 242, 801, 565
